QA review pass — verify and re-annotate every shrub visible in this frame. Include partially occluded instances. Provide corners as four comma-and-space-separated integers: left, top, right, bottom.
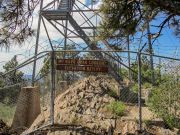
148, 81, 180, 129
143, 82, 152, 89
132, 83, 138, 93
163, 115, 180, 129
143, 120, 151, 127
0, 103, 16, 125
107, 89, 118, 98
107, 101, 126, 116
131, 82, 152, 94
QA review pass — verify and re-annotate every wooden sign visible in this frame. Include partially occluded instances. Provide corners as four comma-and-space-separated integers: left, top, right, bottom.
56, 65, 108, 72
56, 59, 108, 73
56, 59, 108, 66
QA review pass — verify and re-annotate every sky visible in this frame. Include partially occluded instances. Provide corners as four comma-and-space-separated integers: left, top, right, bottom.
0, 0, 180, 75
0, 0, 100, 74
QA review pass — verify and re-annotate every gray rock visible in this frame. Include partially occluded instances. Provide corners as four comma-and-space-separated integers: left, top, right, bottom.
103, 97, 109, 103
90, 101, 96, 108
158, 128, 177, 135
85, 108, 92, 115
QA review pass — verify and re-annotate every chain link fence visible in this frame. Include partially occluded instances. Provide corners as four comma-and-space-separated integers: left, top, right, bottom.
141, 55, 180, 132
0, 50, 179, 134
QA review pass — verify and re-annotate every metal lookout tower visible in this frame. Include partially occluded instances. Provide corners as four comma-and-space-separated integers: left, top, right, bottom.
32, 0, 125, 85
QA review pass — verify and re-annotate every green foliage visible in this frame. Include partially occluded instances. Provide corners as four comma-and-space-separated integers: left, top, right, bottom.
0, 0, 39, 47
148, 80, 180, 129
39, 57, 50, 78
2, 56, 24, 85
131, 56, 150, 82
0, 85, 21, 104
107, 89, 118, 98
131, 82, 152, 94
119, 68, 128, 79
143, 120, 151, 127
131, 56, 161, 85
132, 83, 138, 93
163, 115, 180, 129
99, 0, 180, 39
107, 101, 126, 116
143, 82, 152, 89
0, 57, 23, 104
0, 103, 16, 125
0, 77, 5, 88
99, 0, 139, 39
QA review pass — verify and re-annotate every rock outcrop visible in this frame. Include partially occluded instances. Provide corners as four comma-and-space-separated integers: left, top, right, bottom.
23, 76, 120, 134
22, 76, 179, 135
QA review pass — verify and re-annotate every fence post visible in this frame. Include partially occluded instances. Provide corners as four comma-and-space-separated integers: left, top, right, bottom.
50, 51, 56, 125
138, 51, 142, 132
32, 0, 44, 86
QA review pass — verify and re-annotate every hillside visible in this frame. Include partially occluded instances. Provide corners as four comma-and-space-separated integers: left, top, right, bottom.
22, 76, 179, 135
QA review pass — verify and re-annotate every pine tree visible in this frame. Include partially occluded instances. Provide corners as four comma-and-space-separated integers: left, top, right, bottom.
0, 0, 40, 48
99, 0, 180, 39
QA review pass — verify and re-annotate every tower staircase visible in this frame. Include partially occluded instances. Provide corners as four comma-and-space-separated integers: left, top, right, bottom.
41, 0, 123, 83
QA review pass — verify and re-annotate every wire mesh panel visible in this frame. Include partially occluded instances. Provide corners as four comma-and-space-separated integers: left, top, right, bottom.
141, 55, 180, 132
0, 59, 31, 127
26, 51, 142, 134
0, 85, 20, 126
0, 50, 179, 135
0, 52, 51, 134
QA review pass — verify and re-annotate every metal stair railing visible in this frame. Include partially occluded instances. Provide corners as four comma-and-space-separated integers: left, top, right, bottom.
58, 0, 75, 11
41, 0, 75, 20
68, 15, 123, 82
41, 0, 124, 83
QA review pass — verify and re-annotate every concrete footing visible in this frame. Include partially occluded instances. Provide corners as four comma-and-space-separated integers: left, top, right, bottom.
11, 87, 41, 131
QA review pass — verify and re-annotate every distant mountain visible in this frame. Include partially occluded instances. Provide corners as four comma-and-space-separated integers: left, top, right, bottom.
85, 0, 101, 7
23, 74, 32, 80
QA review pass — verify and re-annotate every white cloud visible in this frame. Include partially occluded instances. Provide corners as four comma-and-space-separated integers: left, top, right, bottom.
0, 0, 103, 72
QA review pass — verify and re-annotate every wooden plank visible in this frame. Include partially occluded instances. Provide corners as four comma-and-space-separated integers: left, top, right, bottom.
56, 65, 108, 73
